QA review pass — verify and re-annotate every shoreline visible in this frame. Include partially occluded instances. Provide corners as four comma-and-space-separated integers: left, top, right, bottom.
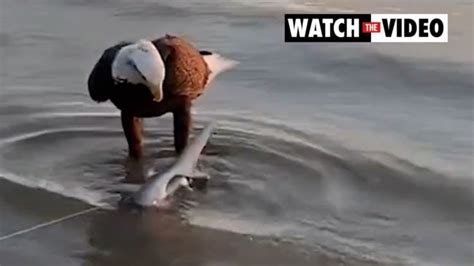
0, 178, 383, 266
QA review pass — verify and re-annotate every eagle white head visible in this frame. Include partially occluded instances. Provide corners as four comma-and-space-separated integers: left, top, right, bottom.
111, 39, 165, 102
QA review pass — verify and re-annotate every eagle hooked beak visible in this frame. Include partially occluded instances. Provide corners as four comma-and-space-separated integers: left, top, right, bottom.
149, 82, 163, 102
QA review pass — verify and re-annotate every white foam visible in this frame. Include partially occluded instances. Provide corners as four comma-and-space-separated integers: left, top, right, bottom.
0, 127, 117, 146
185, 209, 291, 237
30, 111, 120, 119
0, 171, 114, 209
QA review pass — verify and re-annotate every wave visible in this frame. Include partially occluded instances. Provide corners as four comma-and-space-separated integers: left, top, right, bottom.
0, 171, 111, 208
0, 110, 472, 265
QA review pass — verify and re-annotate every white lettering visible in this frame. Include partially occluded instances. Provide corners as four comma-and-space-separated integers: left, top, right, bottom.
288, 18, 308, 37
346, 18, 359, 37
334, 19, 345, 38
308, 19, 323, 37
322, 18, 334, 37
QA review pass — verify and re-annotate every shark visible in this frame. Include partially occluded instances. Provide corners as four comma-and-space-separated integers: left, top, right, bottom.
118, 122, 215, 208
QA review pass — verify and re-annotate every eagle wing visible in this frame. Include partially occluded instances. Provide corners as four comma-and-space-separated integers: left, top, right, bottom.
153, 36, 209, 99
87, 42, 130, 102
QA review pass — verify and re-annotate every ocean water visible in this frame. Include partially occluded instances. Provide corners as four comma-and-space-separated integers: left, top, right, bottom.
0, 0, 473, 265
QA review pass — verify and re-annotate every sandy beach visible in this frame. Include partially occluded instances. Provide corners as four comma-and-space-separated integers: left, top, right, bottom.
0, 0, 472, 265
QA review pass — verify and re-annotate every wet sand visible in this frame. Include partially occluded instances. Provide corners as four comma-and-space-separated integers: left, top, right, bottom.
0, 178, 380, 266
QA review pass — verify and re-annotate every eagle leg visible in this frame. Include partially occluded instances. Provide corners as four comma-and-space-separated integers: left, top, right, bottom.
121, 112, 144, 159
173, 98, 192, 154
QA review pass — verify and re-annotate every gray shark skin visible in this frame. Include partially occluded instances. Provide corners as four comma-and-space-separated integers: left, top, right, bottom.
131, 123, 215, 208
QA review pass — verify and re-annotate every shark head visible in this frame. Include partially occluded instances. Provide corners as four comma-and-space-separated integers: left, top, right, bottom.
131, 172, 192, 208
132, 172, 171, 207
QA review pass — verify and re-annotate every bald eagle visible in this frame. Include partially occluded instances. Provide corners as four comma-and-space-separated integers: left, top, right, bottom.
87, 35, 237, 159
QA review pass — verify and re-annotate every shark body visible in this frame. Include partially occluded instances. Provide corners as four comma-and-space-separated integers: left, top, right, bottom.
121, 123, 214, 208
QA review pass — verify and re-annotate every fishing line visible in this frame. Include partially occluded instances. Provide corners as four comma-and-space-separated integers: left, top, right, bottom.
0, 206, 101, 241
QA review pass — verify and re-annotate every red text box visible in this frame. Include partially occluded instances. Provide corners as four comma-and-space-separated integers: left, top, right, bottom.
362, 22, 381, 33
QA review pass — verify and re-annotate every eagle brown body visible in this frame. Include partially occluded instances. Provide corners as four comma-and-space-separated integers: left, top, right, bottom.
87, 35, 226, 182
158, 36, 210, 99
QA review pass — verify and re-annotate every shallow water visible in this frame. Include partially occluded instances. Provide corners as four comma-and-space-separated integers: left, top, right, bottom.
0, 0, 473, 265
